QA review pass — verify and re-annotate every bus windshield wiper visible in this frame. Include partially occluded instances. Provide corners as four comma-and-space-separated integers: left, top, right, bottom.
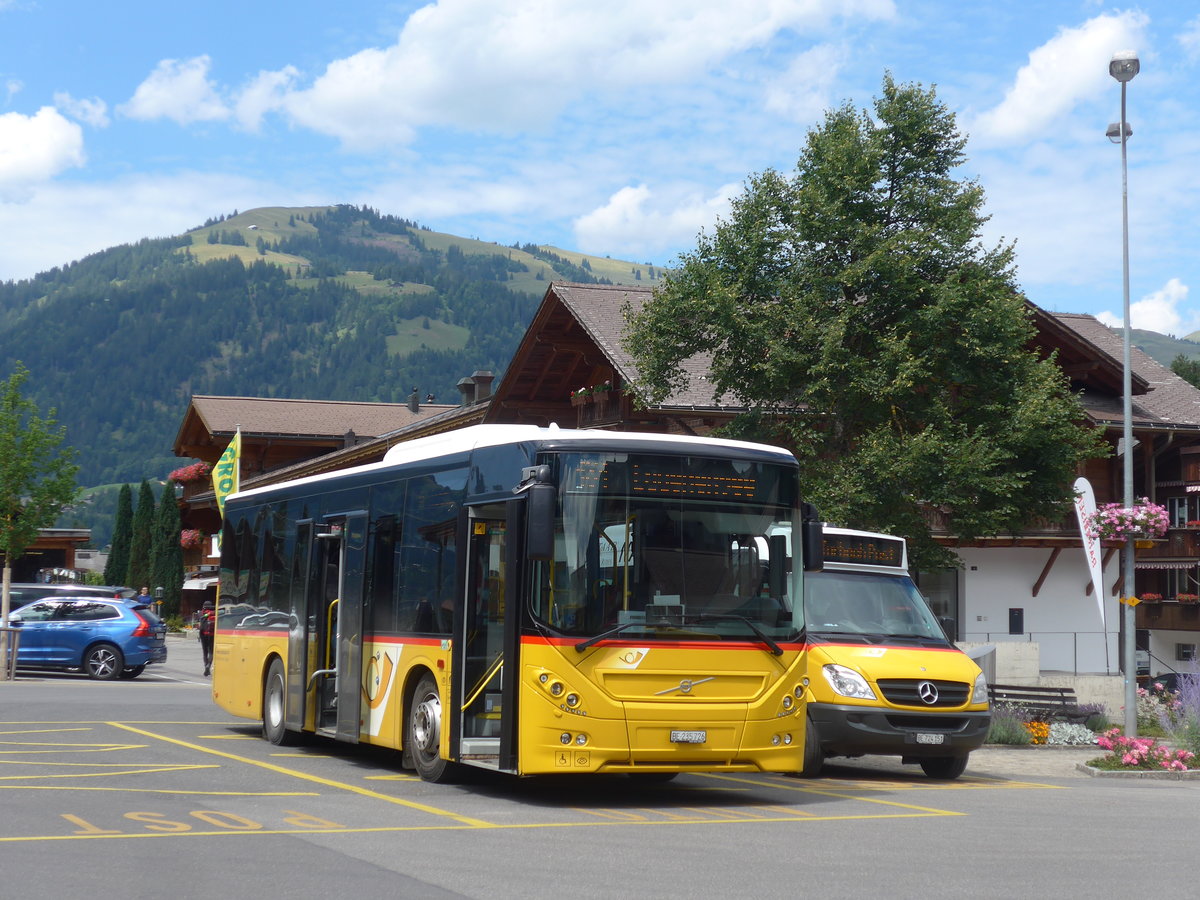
690, 614, 784, 656
575, 621, 646, 652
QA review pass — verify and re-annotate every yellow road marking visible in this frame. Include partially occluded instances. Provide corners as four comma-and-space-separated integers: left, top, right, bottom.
109, 723, 494, 828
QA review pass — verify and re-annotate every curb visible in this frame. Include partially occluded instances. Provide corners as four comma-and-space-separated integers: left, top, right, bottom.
1075, 763, 1200, 779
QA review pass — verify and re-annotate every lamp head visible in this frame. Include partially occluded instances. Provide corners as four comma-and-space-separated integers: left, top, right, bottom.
1106, 122, 1132, 143
1110, 50, 1140, 83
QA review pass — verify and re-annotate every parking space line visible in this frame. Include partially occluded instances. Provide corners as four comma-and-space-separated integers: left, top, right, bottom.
109, 723, 496, 828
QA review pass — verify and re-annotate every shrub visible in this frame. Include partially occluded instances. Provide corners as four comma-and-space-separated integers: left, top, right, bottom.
1046, 722, 1096, 745
987, 704, 1032, 745
1158, 670, 1200, 757
1088, 728, 1194, 771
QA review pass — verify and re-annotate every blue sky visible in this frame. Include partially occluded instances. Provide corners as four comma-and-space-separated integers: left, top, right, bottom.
1, 1, 1197, 334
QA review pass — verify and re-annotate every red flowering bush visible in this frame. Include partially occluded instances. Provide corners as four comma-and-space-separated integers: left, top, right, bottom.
169, 461, 211, 483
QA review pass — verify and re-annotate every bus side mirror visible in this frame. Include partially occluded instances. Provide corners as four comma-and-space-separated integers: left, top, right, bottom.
801, 504, 823, 572
526, 481, 556, 561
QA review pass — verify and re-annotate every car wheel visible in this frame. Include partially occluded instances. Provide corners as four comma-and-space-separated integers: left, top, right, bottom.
84, 644, 124, 680
119, 665, 146, 679
262, 658, 298, 745
407, 673, 459, 783
800, 715, 824, 777
919, 755, 969, 780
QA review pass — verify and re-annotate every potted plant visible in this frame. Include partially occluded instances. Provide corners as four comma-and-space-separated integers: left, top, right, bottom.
1176, 593, 1199, 604
1083, 499, 1170, 541
1140, 592, 1163, 603
169, 461, 212, 483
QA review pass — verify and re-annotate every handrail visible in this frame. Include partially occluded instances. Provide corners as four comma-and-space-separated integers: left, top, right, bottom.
463, 653, 504, 710
325, 598, 340, 670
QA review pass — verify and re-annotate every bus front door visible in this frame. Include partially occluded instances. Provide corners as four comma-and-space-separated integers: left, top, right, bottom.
453, 509, 516, 771
297, 514, 366, 742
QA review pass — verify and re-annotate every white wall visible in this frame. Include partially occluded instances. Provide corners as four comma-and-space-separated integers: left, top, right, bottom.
957, 546, 1120, 675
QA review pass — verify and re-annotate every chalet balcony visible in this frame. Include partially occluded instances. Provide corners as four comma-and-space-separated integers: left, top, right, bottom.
573, 391, 623, 428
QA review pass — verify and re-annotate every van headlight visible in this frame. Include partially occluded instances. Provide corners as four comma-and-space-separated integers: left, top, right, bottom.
822, 664, 876, 700
971, 672, 989, 706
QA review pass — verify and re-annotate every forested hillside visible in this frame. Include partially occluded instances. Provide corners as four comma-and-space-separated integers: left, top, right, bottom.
0, 204, 665, 494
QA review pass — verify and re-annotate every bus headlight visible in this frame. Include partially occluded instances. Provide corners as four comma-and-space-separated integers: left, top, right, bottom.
822, 664, 876, 700
972, 672, 989, 706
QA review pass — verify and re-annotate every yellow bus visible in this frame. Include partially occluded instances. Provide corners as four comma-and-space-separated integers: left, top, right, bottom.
212, 424, 824, 782
801, 528, 990, 779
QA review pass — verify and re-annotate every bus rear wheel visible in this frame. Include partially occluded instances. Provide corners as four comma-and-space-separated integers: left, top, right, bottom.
262, 658, 298, 746
407, 673, 458, 783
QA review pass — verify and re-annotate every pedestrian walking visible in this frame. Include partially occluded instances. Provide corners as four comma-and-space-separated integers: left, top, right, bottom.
198, 600, 215, 676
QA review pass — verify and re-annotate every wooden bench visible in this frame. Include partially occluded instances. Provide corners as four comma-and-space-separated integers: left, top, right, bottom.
987, 684, 1089, 724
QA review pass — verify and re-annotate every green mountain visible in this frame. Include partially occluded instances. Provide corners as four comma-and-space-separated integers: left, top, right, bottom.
1129, 328, 1200, 366
0, 204, 667, 500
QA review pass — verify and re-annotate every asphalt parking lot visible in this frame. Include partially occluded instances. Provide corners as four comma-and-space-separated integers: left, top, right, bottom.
0, 634, 1195, 899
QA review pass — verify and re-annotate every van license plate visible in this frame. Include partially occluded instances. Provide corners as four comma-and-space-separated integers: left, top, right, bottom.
670, 730, 707, 744
915, 733, 945, 745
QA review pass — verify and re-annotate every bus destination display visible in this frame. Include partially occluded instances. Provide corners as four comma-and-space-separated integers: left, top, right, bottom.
823, 533, 904, 567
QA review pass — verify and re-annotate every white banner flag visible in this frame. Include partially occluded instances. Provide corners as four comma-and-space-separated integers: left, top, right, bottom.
1073, 476, 1106, 627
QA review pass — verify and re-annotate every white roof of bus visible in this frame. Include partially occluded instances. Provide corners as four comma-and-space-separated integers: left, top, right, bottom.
230, 424, 794, 502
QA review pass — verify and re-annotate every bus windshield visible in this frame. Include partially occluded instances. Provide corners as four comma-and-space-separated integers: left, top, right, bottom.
803, 570, 947, 643
530, 451, 802, 644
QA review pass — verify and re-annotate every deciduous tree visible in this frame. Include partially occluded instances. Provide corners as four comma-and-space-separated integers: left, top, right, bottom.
625, 75, 1104, 567
0, 362, 79, 626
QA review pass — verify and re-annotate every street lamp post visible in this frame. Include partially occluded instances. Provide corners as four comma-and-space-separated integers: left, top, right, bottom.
1110, 49, 1140, 737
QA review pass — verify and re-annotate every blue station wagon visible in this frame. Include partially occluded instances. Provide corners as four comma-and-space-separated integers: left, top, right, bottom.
8, 597, 167, 679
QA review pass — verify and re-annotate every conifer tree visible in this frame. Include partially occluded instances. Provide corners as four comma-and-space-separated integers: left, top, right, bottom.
103, 484, 133, 585
150, 488, 183, 617
126, 480, 156, 590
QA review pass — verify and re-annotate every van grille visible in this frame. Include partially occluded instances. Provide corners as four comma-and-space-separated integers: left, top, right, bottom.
876, 679, 970, 708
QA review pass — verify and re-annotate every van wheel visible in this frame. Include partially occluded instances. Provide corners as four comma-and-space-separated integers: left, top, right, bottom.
407, 673, 460, 783
920, 755, 969, 780
262, 658, 298, 745
800, 715, 824, 777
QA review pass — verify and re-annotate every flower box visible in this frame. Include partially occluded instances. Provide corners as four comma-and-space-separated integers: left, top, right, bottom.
1083, 499, 1169, 541
1140, 593, 1163, 603
169, 461, 211, 483
1176, 594, 1199, 604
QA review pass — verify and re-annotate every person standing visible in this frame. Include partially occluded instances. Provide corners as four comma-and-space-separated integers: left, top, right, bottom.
198, 600, 215, 676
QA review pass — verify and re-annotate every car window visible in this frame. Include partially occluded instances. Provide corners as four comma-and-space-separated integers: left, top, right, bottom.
59, 602, 120, 621
15, 601, 59, 621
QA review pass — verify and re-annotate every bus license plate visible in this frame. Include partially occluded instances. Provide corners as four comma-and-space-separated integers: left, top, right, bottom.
670, 730, 707, 744
915, 733, 945, 745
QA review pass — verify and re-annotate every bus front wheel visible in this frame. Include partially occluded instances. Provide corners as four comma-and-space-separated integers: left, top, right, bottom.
407, 673, 457, 783
800, 715, 824, 777
262, 658, 298, 746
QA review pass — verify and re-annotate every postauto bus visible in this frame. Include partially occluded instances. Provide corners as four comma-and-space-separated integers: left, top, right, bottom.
801, 528, 990, 779
212, 424, 824, 782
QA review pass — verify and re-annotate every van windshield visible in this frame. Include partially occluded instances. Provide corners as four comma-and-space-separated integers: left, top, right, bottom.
803, 570, 947, 642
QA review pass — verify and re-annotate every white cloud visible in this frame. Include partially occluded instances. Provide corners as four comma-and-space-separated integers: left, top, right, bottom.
54, 92, 110, 128
971, 11, 1148, 145
283, 0, 894, 150
1095, 278, 1194, 335
1181, 15, 1200, 61
764, 43, 847, 122
0, 107, 85, 199
119, 56, 230, 125
234, 66, 300, 132
573, 182, 739, 258
0, 172, 301, 280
